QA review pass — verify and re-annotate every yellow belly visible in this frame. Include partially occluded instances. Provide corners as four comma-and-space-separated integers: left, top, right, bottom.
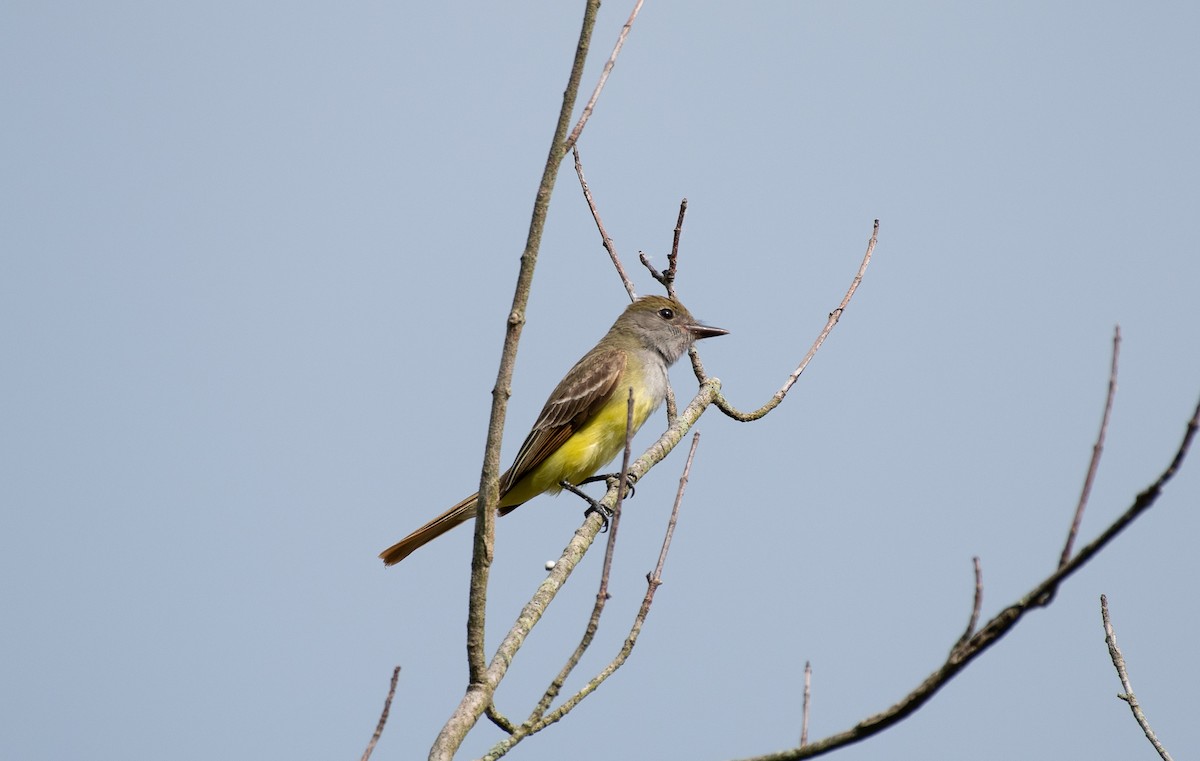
500, 384, 660, 507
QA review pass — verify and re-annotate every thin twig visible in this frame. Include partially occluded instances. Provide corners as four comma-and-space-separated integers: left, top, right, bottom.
715, 219, 878, 422
1060, 326, 1121, 568
573, 146, 636, 301
730, 395, 1200, 761
483, 703, 515, 734
563, 0, 645, 154
952, 557, 984, 653
648, 431, 698, 579
360, 666, 401, 761
667, 198, 686, 299
638, 250, 663, 284
664, 385, 678, 425
1101, 595, 1174, 761
800, 661, 812, 747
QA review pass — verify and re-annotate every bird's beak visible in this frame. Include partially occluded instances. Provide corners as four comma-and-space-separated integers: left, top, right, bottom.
686, 322, 729, 340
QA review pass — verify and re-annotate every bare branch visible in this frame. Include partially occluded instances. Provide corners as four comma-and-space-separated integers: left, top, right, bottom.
573, 146, 637, 301
360, 666, 401, 761
800, 661, 812, 747
563, 0, 645, 154
1059, 325, 1121, 568
638, 250, 662, 284
952, 557, 984, 653
437, 3, 603, 757
728, 395, 1200, 761
483, 703, 515, 734
666, 198, 686, 299
716, 219, 879, 422
1101, 595, 1174, 761
648, 430, 698, 580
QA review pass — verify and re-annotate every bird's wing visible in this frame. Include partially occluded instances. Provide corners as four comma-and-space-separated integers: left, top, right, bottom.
499, 348, 627, 493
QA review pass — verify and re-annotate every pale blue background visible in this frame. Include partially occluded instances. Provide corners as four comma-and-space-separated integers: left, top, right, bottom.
3, 2, 1198, 760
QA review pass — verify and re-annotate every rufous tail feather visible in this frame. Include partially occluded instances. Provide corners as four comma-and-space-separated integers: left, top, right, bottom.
379, 494, 478, 565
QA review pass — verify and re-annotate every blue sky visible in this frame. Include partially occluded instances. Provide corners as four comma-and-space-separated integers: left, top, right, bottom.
3, 2, 1198, 760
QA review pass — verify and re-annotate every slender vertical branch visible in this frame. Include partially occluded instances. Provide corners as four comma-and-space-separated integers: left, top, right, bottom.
800, 661, 812, 747
437, 3, 602, 758
1059, 326, 1121, 568
666, 198, 686, 299
466, 0, 601, 680
952, 557, 984, 653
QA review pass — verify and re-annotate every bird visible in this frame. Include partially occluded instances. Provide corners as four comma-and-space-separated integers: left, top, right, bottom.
380, 294, 727, 565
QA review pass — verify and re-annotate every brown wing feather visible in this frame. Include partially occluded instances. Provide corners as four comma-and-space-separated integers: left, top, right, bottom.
499, 348, 627, 497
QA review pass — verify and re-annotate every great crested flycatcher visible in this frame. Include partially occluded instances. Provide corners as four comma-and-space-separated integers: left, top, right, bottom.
380, 294, 727, 565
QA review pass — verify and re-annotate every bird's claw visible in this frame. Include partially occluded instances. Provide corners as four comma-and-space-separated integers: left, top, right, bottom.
586, 501, 614, 533
580, 471, 637, 499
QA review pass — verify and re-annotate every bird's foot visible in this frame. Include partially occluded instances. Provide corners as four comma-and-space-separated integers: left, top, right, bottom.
559, 479, 615, 533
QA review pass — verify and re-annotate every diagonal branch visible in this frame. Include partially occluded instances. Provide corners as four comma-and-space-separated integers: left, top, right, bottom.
1059, 325, 1121, 569
360, 666, 401, 761
729, 394, 1199, 761
563, 0, 645, 154
1100, 595, 1174, 761
573, 146, 637, 301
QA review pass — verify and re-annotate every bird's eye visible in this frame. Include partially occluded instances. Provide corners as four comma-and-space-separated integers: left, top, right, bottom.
658, 308, 675, 320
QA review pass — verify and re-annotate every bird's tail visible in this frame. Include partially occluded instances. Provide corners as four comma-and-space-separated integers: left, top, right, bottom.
379, 493, 478, 566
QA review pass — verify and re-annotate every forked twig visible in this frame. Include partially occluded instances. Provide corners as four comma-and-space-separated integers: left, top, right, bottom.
1101, 595, 1174, 761
639, 198, 687, 298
